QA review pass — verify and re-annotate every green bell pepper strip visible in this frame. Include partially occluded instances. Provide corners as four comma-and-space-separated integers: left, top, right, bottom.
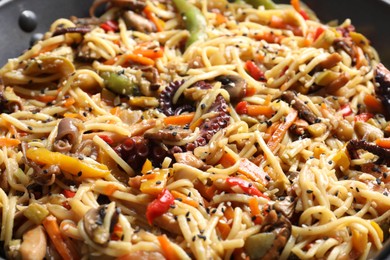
172, 0, 207, 48
243, 0, 277, 9
101, 71, 140, 96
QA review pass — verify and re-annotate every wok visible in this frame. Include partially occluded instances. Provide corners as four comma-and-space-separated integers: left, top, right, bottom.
0, 0, 389, 259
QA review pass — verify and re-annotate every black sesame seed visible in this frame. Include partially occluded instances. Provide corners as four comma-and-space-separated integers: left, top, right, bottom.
77, 171, 82, 177
156, 180, 162, 185
265, 175, 271, 181
27, 126, 33, 130
306, 190, 313, 194
376, 178, 381, 185
197, 234, 207, 240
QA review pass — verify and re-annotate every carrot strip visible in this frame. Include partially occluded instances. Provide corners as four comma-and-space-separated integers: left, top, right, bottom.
364, 94, 384, 114
248, 197, 261, 216
144, 5, 165, 32
237, 158, 269, 185
32, 43, 61, 58
157, 235, 180, 260
267, 109, 298, 152
163, 113, 195, 126
218, 152, 237, 168
171, 190, 199, 208
36, 95, 57, 103
217, 221, 231, 240
375, 138, 390, 149
63, 97, 76, 108
189, 117, 203, 131
215, 12, 227, 26
133, 47, 164, 59
125, 53, 155, 66
103, 184, 118, 196
246, 105, 274, 117
110, 106, 121, 116
224, 206, 235, 221
0, 138, 20, 147
43, 215, 75, 260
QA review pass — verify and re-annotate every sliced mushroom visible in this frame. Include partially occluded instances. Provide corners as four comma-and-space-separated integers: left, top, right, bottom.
83, 204, 120, 246
19, 226, 47, 260
258, 210, 292, 260
90, 0, 146, 17
316, 53, 342, 70
2, 56, 75, 85
25, 56, 75, 76
119, 199, 181, 235
215, 75, 247, 101
53, 118, 81, 153
111, 0, 146, 11
282, 91, 317, 124
144, 126, 192, 142
52, 26, 91, 36
122, 11, 156, 33
273, 196, 296, 219
0, 86, 22, 113
174, 152, 206, 170
76, 41, 102, 62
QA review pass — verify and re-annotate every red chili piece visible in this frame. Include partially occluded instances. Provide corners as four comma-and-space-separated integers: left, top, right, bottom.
146, 189, 175, 225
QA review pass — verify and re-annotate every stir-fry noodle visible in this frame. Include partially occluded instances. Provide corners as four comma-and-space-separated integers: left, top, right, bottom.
0, 0, 389, 259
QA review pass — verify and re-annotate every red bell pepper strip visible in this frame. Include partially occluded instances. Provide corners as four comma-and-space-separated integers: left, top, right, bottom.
291, 0, 309, 20
62, 190, 76, 198
100, 20, 119, 32
245, 60, 264, 81
340, 104, 353, 117
313, 27, 325, 41
146, 189, 175, 225
236, 101, 248, 114
98, 135, 114, 145
355, 113, 374, 122
226, 177, 269, 199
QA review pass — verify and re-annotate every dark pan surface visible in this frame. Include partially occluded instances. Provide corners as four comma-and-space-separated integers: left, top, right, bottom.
0, 0, 94, 64
0, 0, 389, 66
0, 0, 389, 259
